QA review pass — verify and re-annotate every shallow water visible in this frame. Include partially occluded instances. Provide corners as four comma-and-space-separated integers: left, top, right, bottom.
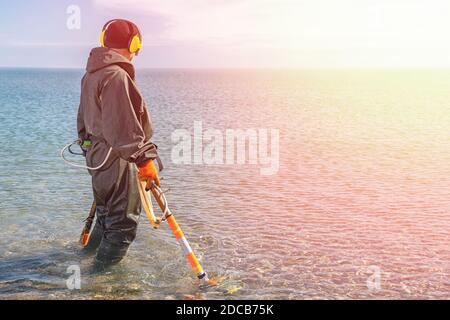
0, 68, 449, 299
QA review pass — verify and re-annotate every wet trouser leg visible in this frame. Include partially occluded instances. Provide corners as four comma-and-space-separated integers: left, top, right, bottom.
90, 157, 141, 267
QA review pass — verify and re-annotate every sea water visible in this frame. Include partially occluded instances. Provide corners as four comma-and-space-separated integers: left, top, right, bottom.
0, 68, 449, 299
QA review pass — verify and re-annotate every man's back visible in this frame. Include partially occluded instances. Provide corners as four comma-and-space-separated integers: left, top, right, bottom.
77, 47, 155, 169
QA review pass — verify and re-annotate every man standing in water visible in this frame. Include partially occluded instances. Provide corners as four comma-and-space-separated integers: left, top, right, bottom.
77, 19, 161, 267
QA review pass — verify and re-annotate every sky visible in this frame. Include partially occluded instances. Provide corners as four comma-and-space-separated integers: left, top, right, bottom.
0, 0, 450, 68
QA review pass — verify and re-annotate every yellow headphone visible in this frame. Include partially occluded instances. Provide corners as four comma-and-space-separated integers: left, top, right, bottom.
128, 34, 143, 54
100, 20, 143, 54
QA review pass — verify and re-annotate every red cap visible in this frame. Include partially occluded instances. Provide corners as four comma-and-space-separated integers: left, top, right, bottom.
102, 19, 142, 50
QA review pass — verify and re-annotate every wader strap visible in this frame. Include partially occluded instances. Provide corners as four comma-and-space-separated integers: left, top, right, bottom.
155, 155, 164, 172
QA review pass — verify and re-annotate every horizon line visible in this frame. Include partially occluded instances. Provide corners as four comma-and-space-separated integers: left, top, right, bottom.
2, 66, 450, 71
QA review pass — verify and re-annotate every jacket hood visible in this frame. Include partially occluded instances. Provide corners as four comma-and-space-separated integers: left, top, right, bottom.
86, 47, 135, 80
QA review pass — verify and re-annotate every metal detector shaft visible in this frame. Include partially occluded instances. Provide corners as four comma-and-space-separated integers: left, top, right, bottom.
137, 177, 209, 282
79, 200, 97, 247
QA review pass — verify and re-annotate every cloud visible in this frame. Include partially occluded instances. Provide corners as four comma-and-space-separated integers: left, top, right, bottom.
94, 0, 450, 50
92, 0, 307, 47
0, 41, 92, 48
92, 0, 450, 67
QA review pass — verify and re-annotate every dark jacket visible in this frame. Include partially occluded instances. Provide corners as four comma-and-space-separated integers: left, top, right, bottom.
77, 47, 157, 169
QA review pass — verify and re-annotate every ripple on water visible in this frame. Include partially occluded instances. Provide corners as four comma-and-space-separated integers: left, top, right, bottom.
1, 69, 449, 299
